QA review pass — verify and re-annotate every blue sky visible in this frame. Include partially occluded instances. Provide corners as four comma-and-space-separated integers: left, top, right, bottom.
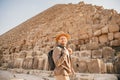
0, 0, 120, 35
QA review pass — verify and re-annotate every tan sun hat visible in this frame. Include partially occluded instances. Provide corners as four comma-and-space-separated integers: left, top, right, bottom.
55, 31, 71, 42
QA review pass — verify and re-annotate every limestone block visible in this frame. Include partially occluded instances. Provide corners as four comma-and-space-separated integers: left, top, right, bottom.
92, 50, 102, 59
108, 24, 119, 33
86, 42, 99, 50
101, 26, 108, 34
110, 39, 120, 46
19, 51, 26, 58
94, 30, 101, 36
22, 57, 33, 69
26, 51, 33, 58
68, 43, 76, 51
73, 51, 81, 57
102, 47, 115, 62
13, 58, 24, 68
79, 34, 89, 40
105, 62, 114, 73
32, 56, 39, 69
91, 37, 99, 43
99, 35, 108, 43
108, 33, 114, 41
88, 59, 101, 73
114, 54, 120, 74
80, 45, 87, 50
114, 32, 120, 39
79, 50, 91, 59
37, 58, 44, 70
73, 59, 88, 73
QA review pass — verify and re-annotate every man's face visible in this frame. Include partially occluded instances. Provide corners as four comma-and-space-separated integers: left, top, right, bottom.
58, 36, 68, 45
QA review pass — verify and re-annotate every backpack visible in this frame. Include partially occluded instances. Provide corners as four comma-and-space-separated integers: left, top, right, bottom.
48, 49, 55, 70
48, 45, 64, 70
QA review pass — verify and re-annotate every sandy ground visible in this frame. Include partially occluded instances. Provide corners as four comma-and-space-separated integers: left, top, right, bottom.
0, 70, 54, 80
0, 69, 119, 80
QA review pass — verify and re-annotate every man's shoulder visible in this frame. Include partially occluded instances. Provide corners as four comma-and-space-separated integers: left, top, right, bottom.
53, 46, 62, 51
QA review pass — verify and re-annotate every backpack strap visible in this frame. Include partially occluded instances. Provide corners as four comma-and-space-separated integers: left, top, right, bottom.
57, 45, 65, 57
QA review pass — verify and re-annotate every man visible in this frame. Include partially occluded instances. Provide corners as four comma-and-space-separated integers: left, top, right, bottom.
53, 32, 75, 80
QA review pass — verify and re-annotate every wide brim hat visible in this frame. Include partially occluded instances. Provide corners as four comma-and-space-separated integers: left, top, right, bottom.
55, 31, 71, 42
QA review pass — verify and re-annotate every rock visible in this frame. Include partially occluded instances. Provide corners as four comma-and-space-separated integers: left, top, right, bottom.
79, 50, 91, 59
88, 59, 102, 73
68, 43, 76, 51
92, 50, 102, 59
22, 57, 33, 69
86, 42, 99, 50
99, 35, 108, 43
13, 58, 24, 68
74, 59, 88, 73
37, 58, 44, 70
94, 30, 101, 36
102, 47, 115, 62
80, 45, 87, 50
114, 54, 120, 74
108, 24, 119, 33
73, 51, 81, 57
79, 34, 89, 40
108, 33, 114, 41
106, 62, 114, 73
114, 32, 120, 39
91, 37, 99, 43
32, 56, 39, 69
101, 26, 108, 34
110, 39, 120, 46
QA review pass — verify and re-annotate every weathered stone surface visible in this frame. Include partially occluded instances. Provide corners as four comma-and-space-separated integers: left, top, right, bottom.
108, 24, 119, 33
108, 33, 114, 41
87, 59, 101, 73
105, 62, 114, 73
79, 50, 91, 59
13, 58, 24, 68
94, 30, 101, 36
114, 32, 120, 39
86, 42, 99, 50
92, 50, 102, 59
110, 39, 120, 46
99, 35, 108, 43
22, 57, 33, 69
102, 47, 115, 62
101, 26, 108, 34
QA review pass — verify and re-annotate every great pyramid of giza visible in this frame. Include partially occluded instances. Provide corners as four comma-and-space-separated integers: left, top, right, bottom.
0, 2, 120, 76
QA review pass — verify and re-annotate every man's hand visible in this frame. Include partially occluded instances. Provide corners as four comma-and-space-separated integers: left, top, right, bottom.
68, 48, 73, 55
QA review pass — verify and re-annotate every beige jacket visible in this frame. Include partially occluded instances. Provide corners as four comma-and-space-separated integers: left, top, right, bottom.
53, 46, 74, 76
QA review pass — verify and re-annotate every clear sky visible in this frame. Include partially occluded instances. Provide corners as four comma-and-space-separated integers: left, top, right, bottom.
0, 0, 120, 35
